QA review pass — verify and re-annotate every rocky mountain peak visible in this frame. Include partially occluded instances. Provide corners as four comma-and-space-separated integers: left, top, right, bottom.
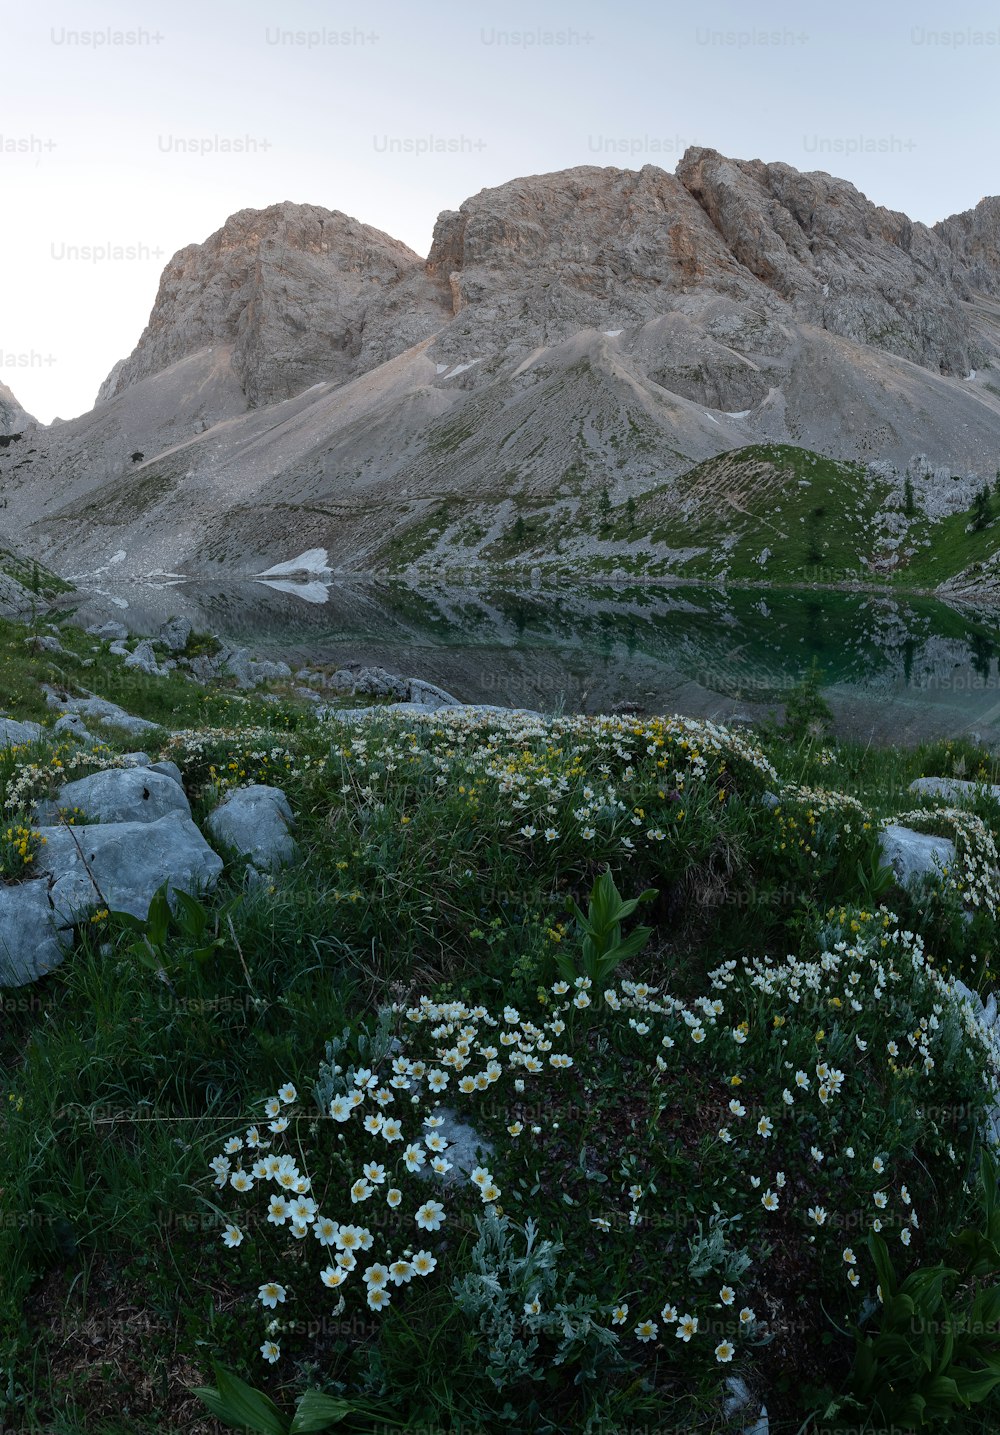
675, 146, 974, 374
0, 380, 33, 434
97, 201, 431, 409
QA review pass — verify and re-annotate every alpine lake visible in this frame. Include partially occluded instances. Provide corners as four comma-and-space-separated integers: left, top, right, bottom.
65, 577, 1000, 748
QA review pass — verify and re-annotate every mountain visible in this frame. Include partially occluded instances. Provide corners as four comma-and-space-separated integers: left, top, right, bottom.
4, 150, 1000, 586
0, 380, 33, 435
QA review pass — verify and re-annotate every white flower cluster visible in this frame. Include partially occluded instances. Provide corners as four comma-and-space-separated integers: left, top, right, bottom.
890, 805, 1000, 918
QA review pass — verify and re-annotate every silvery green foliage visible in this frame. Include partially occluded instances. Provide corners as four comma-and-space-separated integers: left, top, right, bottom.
451, 1210, 619, 1390
687, 1209, 752, 1282
313, 1006, 396, 1115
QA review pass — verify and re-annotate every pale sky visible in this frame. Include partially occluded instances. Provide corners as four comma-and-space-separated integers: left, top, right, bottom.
4, 0, 997, 423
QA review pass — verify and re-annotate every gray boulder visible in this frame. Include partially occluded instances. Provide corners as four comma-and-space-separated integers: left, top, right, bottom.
24, 633, 65, 655
0, 881, 74, 987
36, 768, 190, 826
124, 638, 168, 677
159, 616, 192, 652
909, 776, 1000, 805
329, 666, 410, 701
247, 658, 291, 684
0, 717, 43, 749
219, 646, 292, 688
52, 713, 96, 745
206, 784, 296, 871
86, 621, 129, 641
149, 759, 185, 788
43, 688, 161, 737
408, 677, 462, 707
39, 815, 223, 925
879, 824, 956, 888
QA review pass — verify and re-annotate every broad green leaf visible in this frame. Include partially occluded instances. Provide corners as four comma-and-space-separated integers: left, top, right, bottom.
193, 1364, 289, 1435
948, 1365, 1000, 1404
288, 1390, 355, 1432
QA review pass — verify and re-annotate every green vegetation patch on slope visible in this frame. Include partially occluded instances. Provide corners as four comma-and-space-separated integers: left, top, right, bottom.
891, 481, 1000, 588
658, 445, 887, 583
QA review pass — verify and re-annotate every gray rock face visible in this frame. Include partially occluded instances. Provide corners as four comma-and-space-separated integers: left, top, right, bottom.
935, 197, 1000, 298
0, 718, 43, 749
35, 768, 190, 827
97, 203, 433, 410
676, 147, 973, 375
879, 824, 956, 888
909, 776, 1000, 805
159, 616, 192, 652
43, 688, 160, 736
39, 815, 223, 925
9, 153, 1000, 584
0, 570, 34, 620
86, 621, 130, 641
123, 638, 168, 677
206, 784, 296, 871
0, 881, 73, 987
0, 379, 33, 433
425, 163, 761, 357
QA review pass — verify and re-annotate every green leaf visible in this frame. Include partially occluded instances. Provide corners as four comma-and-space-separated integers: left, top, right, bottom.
288, 1390, 355, 1433
172, 887, 209, 936
949, 1365, 1000, 1405
922, 1373, 960, 1405
193, 1364, 290, 1435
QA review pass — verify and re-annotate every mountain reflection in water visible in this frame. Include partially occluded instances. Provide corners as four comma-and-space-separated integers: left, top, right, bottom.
66, 579, 1000, 747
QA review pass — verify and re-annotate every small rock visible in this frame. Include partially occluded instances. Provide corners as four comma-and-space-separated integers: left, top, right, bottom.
408, 678, 462, 707
86, 621, 129, 641
158, 616, 192, 652
24, 633, 65, 654
722, 1375, 753, 1419
206, 784, 296, 871
52, 713, 96, 745
414, 1101, 493, 1188
879, 824, 956, 889
43, 688, 160, 737
124, 639, 168, 677
0, 881, 74, 987
0, 717, 43, 749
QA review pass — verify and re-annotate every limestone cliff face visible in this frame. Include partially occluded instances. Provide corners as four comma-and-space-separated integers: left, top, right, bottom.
676, 147, 976, 374
934, 197, 1000, 298
96, 203, 441, 409
423, 163, 768, 356
0, 381, 33, 433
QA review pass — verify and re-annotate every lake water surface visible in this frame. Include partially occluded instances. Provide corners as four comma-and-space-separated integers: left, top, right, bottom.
67, 579, 1000, 747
